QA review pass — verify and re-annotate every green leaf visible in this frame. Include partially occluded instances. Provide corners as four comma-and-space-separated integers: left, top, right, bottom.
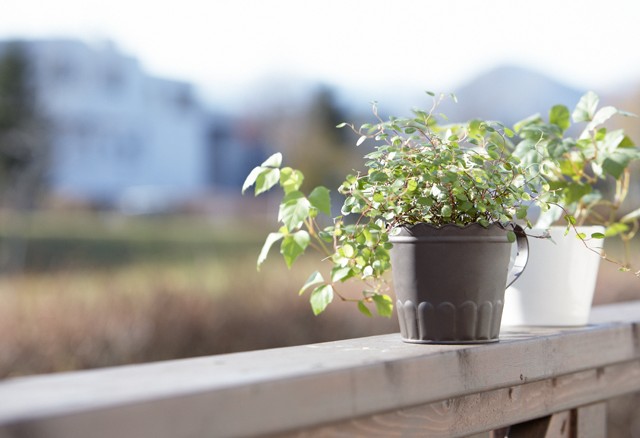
601, 157, 626, 179
516, 205, 528, 220
341, 243, 355, 258
242, 166, 262, 195
372, 294, 394, 317
605, 223, 629, 237
506, 231, 516, 243
261, 152, 283, 168
310, 285, 334, 315
299, 271, 324, 295
279, 167, 304, 194
255, 168, 281, 196
278, 191, 311, 230
257, 232, 284, 269
281, 230, 310, 268
572, 91, 599, 123
555, 182, 592, 205
309, 186, 331, 216
591, 232, 605, 239
368, 171, 388, 183
358, 300, 373, 317
331, 266, 353, 283
336, 122, 348, 128
586, 106, 617, 131
549, 104, 570, 132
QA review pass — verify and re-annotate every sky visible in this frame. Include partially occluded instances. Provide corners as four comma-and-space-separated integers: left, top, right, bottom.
2, 0, 640, 110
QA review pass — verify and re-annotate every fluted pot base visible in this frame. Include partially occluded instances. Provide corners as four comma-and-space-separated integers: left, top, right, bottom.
395, 299, 502, 344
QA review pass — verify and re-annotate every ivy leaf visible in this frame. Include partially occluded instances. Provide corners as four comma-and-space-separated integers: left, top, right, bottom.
601, 148, 639, 179
281, 230, 310, 268
257, 232, 284, 270
572, 91, 599, 123
372, 294, 394, 317
604, 223, 629, 237
556, 182, 592, 205
242, 166, 263, 195
299, 271, 324, 295
586, 106, 618, 132
309, 186, 331, 216
602, 158, 625, 180
358, 300, 373, 317
310, 285, 334, 315
278, 191, 311, 230
261, 152, 283, 168
255, 168, 281, 196
516, 205, 528, 220
549, 104, 570, 132
279, 167, 304, 194
331, 266, 353, 283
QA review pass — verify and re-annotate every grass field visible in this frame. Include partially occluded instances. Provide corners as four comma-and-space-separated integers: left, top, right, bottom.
0, 211, 398, 378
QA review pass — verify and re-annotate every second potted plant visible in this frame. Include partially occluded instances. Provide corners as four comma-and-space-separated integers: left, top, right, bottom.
243, 93, 548, 343
502, 91, 640, 326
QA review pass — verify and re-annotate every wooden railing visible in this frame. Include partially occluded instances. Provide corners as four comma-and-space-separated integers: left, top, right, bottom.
1, 301, 640, 437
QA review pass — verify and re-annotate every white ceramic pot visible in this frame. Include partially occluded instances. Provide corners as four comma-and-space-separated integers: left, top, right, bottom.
502, 226, 604, 327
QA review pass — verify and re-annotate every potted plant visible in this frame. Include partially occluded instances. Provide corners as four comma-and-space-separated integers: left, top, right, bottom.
243, 93, 548, 343
502, 91, 640, 326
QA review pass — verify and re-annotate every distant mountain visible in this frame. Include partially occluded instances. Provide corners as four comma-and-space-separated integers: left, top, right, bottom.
439, 64, 585, 126
333, 64, 587, 128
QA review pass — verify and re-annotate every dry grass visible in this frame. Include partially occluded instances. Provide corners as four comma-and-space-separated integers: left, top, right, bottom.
0, 253, 398, 379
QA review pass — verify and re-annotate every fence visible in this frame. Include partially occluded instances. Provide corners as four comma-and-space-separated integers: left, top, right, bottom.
1, 301, 640, 437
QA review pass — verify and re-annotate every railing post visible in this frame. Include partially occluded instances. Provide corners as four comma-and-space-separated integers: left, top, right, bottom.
573, 402, 606, 438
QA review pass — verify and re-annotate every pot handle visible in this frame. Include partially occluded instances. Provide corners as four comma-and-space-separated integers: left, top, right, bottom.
506, 224, 529, 288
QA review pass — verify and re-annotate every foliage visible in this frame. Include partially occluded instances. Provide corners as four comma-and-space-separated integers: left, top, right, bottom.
243, 93, 549, 316
0, 42, 37, 184
513, 91, 640, 272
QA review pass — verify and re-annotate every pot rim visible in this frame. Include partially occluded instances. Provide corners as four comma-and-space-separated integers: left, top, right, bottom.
390, 222, 518, 242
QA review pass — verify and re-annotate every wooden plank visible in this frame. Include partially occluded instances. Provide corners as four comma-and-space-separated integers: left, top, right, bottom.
0, 301, 637, 437
282, 359, 640, 437
574, 403, 606, 438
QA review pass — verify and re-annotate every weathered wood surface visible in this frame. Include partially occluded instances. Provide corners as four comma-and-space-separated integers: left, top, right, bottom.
1, 301, 640, 438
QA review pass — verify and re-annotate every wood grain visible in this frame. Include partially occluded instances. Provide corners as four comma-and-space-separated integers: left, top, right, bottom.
281, 360, 637, 437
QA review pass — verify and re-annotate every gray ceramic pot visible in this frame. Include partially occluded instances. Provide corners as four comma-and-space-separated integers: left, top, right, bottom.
389, 223, 528, 344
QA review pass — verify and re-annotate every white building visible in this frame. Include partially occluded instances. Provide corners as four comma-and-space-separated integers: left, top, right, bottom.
2, 39, 210, 211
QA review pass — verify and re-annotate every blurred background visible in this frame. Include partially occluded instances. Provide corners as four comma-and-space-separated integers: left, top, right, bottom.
0, 0, 639, 435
